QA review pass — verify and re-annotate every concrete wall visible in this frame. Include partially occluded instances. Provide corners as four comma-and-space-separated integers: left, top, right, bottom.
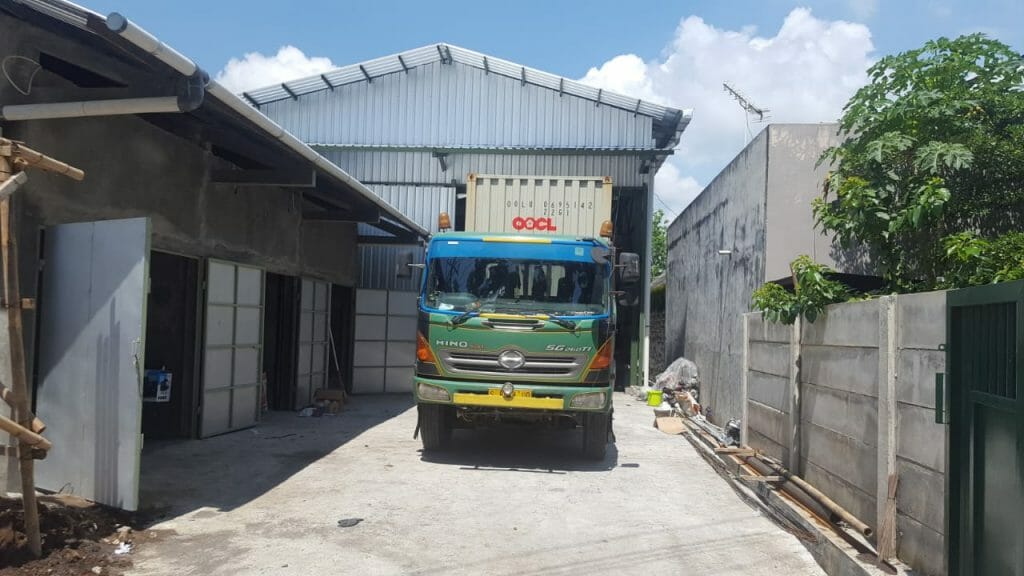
893, 291, 947, 576
741, 291, 949, 576
666, 130, 767, 425
763, 124, 842, 281
798, 299, 881, 534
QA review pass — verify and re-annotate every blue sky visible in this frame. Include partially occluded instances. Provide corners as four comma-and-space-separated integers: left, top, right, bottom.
78, 0, 1024, 214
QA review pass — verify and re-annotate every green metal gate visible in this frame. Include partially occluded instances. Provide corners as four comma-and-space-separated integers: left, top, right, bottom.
947, 279, 1024, 576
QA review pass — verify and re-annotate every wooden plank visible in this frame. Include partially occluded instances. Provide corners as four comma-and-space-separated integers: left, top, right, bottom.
655, 416, 685, 435
716, 447, 757, 456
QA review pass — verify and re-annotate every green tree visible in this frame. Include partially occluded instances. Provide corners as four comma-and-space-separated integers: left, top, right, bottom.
814, 34, 1024, 290
651, 209, 668, 278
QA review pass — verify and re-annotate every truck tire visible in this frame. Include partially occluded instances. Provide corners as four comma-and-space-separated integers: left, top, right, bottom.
581, 411, 610, 460
419, 404, 453, 451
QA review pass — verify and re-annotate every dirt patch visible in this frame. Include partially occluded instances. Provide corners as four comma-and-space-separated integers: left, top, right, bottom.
0, 495, 154, 575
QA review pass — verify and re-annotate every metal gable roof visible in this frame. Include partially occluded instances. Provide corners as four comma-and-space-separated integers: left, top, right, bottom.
244, 43, 692, 150
4, 0, 430, 241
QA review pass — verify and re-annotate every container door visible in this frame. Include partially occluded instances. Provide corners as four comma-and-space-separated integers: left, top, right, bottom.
295, 278, 331, 406
948, 279, 1024, 576
35, 217, 150, 511
201, 260, 264, 437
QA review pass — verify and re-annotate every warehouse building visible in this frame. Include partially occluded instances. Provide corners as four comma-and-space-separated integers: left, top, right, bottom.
0, 0, 426, 510
665, 124, 875, 425
244, 44, 691, 391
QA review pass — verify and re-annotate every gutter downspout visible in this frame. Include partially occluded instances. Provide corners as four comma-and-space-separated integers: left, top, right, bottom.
0, 13, 207, 122
103, 12, 429, 241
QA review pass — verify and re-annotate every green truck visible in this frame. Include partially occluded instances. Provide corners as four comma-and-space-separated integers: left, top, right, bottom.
412, 224, 639, 459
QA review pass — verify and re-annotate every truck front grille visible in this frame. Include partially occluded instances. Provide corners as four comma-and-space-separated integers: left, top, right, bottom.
439, 350, 585, 379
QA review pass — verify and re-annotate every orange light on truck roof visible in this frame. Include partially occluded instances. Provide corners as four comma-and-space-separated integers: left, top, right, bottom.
438, 212, 451, 231
600, 220, 613, 238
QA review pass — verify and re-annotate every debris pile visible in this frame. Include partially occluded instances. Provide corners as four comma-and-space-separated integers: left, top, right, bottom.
0, 494, 143, 575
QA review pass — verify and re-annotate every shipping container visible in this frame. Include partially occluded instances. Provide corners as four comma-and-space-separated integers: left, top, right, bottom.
465, 174, 612, 237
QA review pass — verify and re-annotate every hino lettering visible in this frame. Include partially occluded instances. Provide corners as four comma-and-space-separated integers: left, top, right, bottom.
435, 340, 469, 348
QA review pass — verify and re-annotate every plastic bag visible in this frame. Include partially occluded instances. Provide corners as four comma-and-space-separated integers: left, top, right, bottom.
654, 357, 699, 390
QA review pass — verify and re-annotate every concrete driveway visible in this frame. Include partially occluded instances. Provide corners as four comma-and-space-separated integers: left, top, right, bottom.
131, 394, 825, 576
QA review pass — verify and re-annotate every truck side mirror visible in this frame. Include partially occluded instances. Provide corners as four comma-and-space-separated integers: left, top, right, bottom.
618, 252, 641, 284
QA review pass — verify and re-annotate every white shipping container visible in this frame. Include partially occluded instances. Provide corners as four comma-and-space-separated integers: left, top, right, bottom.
465, 174, 612, 237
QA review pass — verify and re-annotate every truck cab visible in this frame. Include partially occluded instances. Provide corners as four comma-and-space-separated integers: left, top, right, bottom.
413, 230, 639, 459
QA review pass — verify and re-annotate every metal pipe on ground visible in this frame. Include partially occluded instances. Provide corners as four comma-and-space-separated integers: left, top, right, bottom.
741, 455, 833, 523
756, 455, 874, 538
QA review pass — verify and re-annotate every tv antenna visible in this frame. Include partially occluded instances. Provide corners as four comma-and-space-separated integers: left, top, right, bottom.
723, 82, 770, 144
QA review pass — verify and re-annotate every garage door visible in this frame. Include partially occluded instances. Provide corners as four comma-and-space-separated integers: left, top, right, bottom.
201, 260, 264, 437
352, 289, 416, 393
296, 278, 331, 407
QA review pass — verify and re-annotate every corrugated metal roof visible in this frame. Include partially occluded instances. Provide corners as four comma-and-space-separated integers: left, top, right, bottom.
245, 43, 691, 150
259, 60, 656, 150
318, 148, 651, 189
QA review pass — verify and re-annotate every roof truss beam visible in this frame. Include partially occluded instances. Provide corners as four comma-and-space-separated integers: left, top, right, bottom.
320, 74, 335, 90
210, 168, 316, 187
359, 64, 372, 83
303, 205, 380, 223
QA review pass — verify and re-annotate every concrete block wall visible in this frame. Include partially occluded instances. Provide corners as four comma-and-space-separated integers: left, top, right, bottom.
742, 291, 949, 576
745, 312, 793, 464
799, 299, 881, 532
893, 291, 947, 576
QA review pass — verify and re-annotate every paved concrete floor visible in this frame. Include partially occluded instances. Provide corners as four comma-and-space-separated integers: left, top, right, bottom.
131, 394, 825, 576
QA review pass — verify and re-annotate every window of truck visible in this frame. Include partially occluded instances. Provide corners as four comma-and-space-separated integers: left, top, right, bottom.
424, 257, 609, 316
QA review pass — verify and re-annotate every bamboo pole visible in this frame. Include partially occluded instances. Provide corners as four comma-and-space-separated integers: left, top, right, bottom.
0, 153, 42, 557
0, 382, 46, 433
0, 413, 51, 451
1, 138, 84, 181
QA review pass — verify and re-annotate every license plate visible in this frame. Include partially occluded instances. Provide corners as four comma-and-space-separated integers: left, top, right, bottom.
489, 388, 532, 398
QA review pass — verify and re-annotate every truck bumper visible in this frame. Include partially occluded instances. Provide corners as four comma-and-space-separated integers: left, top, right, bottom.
414, 376, 612, 412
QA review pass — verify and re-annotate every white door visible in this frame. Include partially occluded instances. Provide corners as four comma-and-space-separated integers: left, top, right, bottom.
201, 260, 263, 437
295, 278, 331, 407
35, 217, 150, 511
352, 289, 416, 393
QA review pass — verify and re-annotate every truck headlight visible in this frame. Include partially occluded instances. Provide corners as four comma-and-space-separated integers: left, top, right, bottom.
570, 391, 606, 409
418, 382, 451, 402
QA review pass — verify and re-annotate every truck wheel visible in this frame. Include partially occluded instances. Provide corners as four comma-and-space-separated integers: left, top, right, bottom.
419, 404, 453, 451
581, 412, 610, 460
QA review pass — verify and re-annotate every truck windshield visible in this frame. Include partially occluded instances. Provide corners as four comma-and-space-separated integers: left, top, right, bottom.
424, 257, 609, 316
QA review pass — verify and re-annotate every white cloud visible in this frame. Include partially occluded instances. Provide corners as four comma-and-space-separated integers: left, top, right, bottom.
580, 8, 875, 214
215, 46, 335, 94
654, 162, 703, 218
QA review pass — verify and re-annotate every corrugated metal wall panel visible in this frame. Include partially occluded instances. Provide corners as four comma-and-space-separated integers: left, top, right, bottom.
358, 244, 425, 291
320, 149, 648, 188
357, 185, 454, 237
262, 62, 653, 149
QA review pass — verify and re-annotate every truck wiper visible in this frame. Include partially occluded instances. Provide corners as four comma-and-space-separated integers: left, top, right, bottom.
450, 309, 479, 326
546, 316, 577, 331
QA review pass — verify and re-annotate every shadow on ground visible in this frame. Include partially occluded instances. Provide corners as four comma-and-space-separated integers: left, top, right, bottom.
137, 395, 413, 521
419, 425, 620, 473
